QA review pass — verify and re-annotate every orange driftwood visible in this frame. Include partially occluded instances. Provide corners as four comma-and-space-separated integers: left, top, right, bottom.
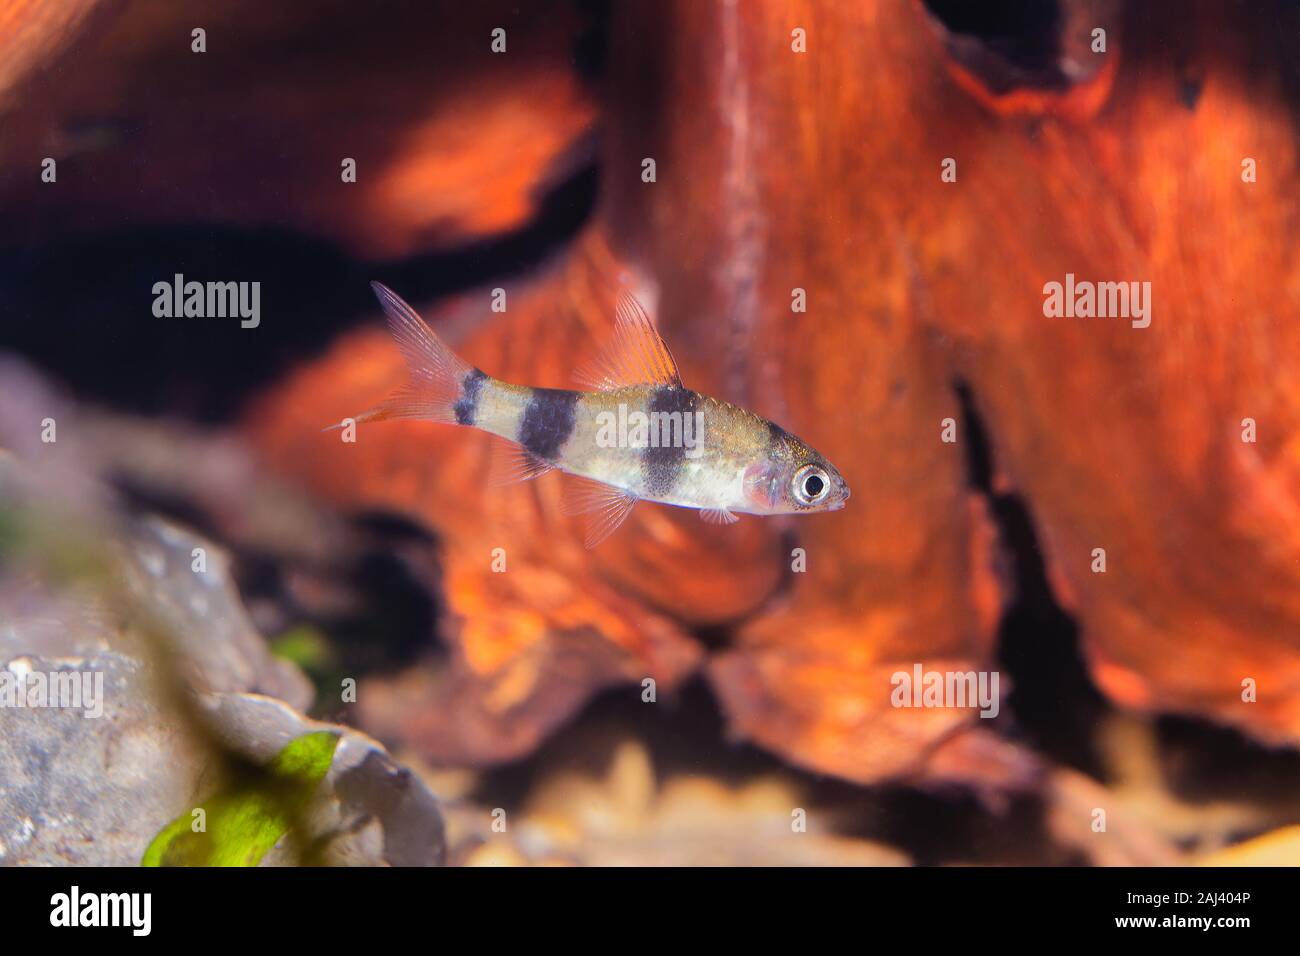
0, 0, 594, 258
252, 0, 1300, 781
21, 0, 1293, 784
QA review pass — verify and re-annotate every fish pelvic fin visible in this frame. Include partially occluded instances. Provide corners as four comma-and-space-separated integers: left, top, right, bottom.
324, 283, 483, 431
700, 507, 739, 526
574, 288, 684, 391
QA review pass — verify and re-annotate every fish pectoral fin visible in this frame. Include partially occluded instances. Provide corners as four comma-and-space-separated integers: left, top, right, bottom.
699, 507, 739, 526
559, 474, 639, 549
574, 287, 684, 391
487, 437, 554, 487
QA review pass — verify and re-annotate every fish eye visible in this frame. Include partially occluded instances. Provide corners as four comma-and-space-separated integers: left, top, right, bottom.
793, 464, 830, 505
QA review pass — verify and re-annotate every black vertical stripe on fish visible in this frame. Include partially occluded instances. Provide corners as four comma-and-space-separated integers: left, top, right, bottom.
453, 368, 488, 426
642, 386, 699, 497
518, 387, 579, 460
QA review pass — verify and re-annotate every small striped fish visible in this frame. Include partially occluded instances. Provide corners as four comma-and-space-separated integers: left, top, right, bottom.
333, 282, 850, 547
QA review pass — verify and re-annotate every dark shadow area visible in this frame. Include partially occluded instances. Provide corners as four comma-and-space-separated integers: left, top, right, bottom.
954, 380, 1109, 778
0, 163, 598, 423
923, 0, 1062, 75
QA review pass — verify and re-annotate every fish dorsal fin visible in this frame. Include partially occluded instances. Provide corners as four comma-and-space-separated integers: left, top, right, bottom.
575, 289, 683, 391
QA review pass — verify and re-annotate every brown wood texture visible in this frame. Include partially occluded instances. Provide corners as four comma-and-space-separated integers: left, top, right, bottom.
250, 0, 1300, 780
12, 0, 1296, 784
0, 0, 594, 258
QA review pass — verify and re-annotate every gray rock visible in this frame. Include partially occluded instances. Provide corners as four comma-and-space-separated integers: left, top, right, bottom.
0, 441, 444, 866
0, 651, 215, 866
121, 515, 313, 711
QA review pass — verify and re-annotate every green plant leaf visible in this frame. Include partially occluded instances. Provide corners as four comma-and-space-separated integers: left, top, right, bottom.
142, 730, 339, 867
269, 624, 334, 671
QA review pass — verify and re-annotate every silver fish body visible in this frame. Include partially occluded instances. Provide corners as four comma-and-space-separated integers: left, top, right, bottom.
336, 283, 850, 546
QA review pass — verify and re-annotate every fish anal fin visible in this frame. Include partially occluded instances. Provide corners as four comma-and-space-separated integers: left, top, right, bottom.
488, 437, 554, 487
700, 507, 739, 526
559, 473, 639, 548
574, 288, 683, 391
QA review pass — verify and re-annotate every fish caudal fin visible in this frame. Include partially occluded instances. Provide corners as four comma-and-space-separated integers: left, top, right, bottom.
324, 283, 480, 431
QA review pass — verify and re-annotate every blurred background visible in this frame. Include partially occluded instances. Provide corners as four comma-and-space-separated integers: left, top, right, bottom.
2, 0, 1300, 866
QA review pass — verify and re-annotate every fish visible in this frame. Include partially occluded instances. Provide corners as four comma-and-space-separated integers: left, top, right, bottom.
330, 282, 850, 547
